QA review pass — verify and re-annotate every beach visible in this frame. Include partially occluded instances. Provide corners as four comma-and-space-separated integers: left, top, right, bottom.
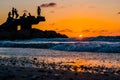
0, 48, 120, 80
0, 0, 120, 79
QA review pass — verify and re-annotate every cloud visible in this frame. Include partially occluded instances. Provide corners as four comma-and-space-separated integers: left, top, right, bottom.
91, 30, 109, 34
49, 11, 55, 13
57, 29, 73, 33
81, 29, 90, 33
49, 23, 55, 26
81, 29, 118, 36
118, 12, 120, 14
40, 2, 57, 8
99, 30, 108, 33
81, 29, 109, 34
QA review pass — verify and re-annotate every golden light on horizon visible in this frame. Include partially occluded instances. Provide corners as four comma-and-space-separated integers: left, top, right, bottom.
79, 34, 83, 38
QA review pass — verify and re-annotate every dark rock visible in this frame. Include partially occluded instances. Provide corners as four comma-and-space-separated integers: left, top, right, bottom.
31, 28, 68, 38
0, 16, 68, 40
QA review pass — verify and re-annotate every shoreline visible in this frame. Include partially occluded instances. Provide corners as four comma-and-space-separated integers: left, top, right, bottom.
0, 48, 120, 80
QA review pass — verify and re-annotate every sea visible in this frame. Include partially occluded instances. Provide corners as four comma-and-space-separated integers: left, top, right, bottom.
0, 38, 120, 68
0, 38, 119, 53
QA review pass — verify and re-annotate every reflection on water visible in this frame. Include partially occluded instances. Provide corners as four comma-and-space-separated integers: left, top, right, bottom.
0, 56, 120, 75
0, 48, 120, 75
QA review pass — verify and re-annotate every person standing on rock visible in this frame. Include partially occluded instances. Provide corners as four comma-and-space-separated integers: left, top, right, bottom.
28, 13, 31, 16
12, 7, 15, 18
14, 8, 19, 19
23, 13, 27, 18
37, 6, 41, 16
8, 12, 12, 18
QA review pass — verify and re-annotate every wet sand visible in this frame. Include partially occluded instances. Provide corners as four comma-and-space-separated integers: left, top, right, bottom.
0, 48, 120, 80
0, 65, 120, 80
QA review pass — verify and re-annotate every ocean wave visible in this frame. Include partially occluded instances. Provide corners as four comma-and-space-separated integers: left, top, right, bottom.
50, 42, 120, 53
0, 38, 119, 53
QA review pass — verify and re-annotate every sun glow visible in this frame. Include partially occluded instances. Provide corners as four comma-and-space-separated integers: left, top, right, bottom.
79, 34, 83, 38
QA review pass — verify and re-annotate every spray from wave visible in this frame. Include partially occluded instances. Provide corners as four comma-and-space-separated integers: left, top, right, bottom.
0, 37, 120, 53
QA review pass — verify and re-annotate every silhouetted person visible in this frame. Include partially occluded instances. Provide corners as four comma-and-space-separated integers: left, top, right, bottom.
14, 9, 19, 19
12, 8, 15, 18
23, 13, 27, 18
28, 13, 31, 16
8, 12, 12, 18
37, 6, 41, 16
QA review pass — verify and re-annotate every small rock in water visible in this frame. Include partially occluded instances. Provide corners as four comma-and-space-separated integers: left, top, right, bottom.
41, 75, 46, 79
74, 72, 78, 76
34, 58, 37, 60
32, 75, 40, 79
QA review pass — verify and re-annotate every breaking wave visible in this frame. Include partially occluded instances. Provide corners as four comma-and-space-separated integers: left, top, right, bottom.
0, 38, 120, 53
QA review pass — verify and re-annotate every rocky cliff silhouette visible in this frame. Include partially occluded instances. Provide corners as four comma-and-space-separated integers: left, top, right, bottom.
0, 7, 68, 40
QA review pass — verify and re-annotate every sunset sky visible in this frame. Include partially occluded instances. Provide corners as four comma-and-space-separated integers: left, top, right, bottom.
0, 0, 120, 37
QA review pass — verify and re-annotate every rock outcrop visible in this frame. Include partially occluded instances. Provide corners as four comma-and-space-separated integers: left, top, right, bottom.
0, 8, 68, 40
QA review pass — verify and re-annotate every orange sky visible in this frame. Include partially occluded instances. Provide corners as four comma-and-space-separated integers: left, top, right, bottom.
0, 0, 120, 37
